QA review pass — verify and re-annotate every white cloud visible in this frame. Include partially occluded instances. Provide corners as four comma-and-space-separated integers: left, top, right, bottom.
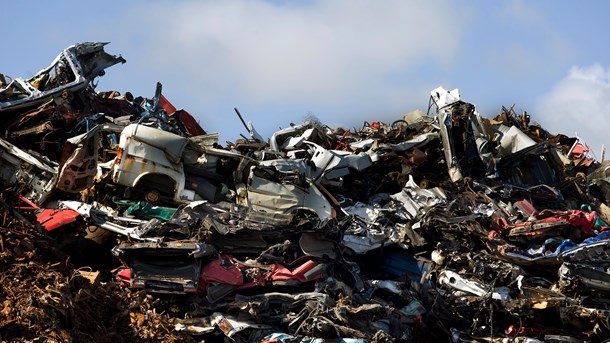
536, 63, 610, 156
137, 0, 463, 101
110, 0, 467, 139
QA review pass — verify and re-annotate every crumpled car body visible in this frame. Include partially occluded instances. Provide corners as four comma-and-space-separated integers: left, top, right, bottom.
199, 255, 325, 302
269, 121, 329, 152
0, 42, 125, 113
497, 142, 564, 186
304, 141, 372, 186
113, 241, 216, 294
57, 123, 123, 193
243, 167, 334, 221
558, 262, 610, 292
36, 208, 81, 231
430, 86, 490, 182
0, 136, 58, 204
490, 230, 610, 267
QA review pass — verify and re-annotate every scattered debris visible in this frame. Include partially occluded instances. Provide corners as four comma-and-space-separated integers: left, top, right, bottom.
1, 43, 609, 342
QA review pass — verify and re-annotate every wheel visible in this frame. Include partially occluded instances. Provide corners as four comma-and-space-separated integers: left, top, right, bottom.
145, 189, 161, 204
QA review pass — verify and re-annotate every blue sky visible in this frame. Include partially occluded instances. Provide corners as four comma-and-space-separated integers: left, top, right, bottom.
3, 0, 610, 156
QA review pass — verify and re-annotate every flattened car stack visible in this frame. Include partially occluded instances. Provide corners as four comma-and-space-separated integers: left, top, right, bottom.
1, 43, 609, 342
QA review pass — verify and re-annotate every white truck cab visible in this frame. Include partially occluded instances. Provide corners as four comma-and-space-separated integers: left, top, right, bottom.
112, 124, 194, 203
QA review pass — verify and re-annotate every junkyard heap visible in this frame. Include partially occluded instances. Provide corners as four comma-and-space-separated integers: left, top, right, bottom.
1, 42, 610, 343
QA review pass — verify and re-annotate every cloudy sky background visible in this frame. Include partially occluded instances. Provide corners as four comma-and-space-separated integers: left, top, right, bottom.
3, 0, 610, 156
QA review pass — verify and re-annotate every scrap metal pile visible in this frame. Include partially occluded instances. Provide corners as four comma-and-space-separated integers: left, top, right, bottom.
1, 42, 610, 342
